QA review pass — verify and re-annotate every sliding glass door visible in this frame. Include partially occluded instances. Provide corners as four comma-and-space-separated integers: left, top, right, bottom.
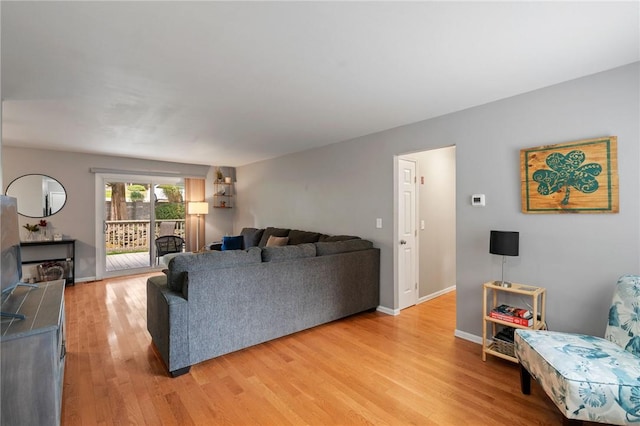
96, 174, 185, 278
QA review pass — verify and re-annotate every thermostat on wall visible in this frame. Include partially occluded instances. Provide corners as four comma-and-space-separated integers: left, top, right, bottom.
471, 194, 485, 206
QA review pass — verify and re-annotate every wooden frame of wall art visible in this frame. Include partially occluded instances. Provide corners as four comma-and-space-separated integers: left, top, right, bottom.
520, 136, 618, 214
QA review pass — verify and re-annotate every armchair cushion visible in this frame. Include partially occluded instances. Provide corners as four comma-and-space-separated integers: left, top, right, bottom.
516, 330, 640, 424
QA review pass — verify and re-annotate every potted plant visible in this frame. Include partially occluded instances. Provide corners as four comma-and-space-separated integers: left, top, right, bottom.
23, 223, 39, 241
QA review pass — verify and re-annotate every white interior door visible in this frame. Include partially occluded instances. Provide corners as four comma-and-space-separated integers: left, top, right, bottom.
398, 158, 418, 309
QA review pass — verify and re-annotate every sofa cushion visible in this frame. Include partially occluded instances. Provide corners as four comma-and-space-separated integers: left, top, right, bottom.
258, 227, 290, 247
240, 227, 264, 249
221, 235, 243, 251
319, 234, 361, 242
315, 239, 373, 256
287, 229, 322, 245
262, 243, 316, 262
166, 247, 262, 292
266, 235, 289, 247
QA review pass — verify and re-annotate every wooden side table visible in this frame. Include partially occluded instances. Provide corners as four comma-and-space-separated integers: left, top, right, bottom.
482, 281, 546, 363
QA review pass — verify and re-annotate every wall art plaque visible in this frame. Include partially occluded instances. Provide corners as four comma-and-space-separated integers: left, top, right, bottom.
520, 136, 618, 214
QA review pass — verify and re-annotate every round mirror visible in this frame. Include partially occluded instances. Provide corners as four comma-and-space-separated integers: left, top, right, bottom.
5, 174, 67, 218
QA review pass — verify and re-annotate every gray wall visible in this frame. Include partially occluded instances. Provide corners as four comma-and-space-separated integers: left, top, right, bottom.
0, 1, 3, 192
414, 146, 456, 299
1, 147, 233, 281
237, 63, 639, 338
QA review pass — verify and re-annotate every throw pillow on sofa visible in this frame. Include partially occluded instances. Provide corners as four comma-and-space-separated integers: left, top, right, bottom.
266, 235, 289, 246
240, 227, 264, 249
287, 229, 322, 245
258, 227, 290, 247
221, 235, 243, 251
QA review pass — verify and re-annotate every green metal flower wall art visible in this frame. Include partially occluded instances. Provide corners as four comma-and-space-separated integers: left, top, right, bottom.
532, 150, 602, 206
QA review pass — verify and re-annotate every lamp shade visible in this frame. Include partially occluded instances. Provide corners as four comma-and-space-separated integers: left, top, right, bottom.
187, 201, 209, 215
489, 230, 519, 256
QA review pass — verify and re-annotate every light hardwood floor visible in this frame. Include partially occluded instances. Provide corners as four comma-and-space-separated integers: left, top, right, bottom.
62, 273, 576, 425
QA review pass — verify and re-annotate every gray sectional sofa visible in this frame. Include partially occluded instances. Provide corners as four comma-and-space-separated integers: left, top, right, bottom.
146, 227, 380, 377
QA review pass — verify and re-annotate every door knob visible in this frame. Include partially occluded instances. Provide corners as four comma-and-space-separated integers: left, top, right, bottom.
400, 240, 407, 245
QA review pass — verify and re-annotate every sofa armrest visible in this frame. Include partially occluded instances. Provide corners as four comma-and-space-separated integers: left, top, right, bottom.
146, 275, 190, 374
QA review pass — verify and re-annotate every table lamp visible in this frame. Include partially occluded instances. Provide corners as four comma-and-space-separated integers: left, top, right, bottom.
489, 230, 519, 287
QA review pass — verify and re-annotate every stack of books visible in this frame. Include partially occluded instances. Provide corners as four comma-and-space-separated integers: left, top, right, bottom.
489, 304, 533, 326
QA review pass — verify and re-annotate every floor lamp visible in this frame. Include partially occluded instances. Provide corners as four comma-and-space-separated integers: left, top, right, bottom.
187, 201, 209, 252
489, 230, 519, 287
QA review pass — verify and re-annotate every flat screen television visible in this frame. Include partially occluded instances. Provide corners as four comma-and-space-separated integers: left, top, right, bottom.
1, 195, 22, 302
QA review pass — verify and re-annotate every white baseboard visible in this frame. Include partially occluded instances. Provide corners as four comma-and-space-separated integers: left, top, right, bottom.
418, 285, 456, 304
74, 277, 96, 284
377, 285, 456, 316
454, 329, 482, 345
376, 305, 399, 316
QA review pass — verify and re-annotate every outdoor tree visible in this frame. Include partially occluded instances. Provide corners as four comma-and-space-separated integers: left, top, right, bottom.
158, 185, 183, 203
108, 183, 128, 220
155, 185, 185, 220
532, 150, 602, 205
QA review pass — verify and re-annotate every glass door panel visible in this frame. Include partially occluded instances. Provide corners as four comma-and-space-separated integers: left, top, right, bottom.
104, 180, 153, 273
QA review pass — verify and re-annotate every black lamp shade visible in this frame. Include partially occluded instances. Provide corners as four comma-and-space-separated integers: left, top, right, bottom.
490, 230, 519, 256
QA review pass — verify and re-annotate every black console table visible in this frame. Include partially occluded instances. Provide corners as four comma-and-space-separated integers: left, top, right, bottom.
20, 240, 76, 285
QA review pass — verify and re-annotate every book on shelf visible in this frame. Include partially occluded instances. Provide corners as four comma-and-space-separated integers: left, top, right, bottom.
489, 304, 533, 326
493, 328, 515, 344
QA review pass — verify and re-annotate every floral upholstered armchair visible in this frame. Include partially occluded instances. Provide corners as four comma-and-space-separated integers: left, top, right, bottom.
515, 275, 640, 425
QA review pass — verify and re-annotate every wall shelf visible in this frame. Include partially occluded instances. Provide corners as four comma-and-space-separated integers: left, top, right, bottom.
213, 181, 233, 209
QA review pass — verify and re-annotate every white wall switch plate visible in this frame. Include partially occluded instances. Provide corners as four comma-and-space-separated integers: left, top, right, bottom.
376, 218, 382, 228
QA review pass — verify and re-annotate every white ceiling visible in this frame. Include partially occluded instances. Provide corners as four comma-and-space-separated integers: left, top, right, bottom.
2, 1, 639, 167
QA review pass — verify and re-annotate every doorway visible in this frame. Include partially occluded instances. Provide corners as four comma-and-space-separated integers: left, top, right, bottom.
95, 174, 185, 279
397, 158, 418, 309
395, 146, 456, 311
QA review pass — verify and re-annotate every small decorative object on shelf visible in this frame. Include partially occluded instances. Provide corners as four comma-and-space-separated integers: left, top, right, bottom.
213, 179, 233, 208
38, 219, 51, 241
22, 223, 39, 241
482, 281, 546, 363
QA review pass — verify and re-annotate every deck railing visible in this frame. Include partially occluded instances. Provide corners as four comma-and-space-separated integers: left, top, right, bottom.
105, 220, 185, 253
